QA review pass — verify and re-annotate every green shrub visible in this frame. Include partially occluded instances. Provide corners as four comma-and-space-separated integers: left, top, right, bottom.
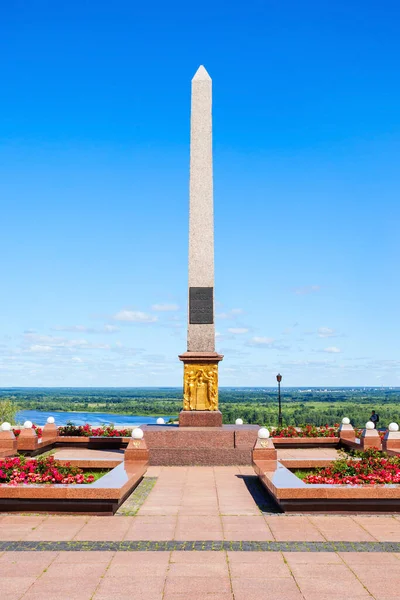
0, 398, 18, 425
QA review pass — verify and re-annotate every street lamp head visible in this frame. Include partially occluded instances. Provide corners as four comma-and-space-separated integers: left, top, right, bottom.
276, 373, 282, 383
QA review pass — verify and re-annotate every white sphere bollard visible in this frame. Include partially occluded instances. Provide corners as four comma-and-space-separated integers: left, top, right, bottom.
342, 417, 350, 425
258, 427, 270, 439
156, 418, 165, 425
365, 421, 375, 430
47, 416, 55, 424
235, 418, 243, 425
1, 422, 11, 431
23, 421, 33, 429
132, 428, 144, 440
389, 422, 399, 432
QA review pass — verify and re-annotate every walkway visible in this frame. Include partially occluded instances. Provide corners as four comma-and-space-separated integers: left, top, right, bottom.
2, 466, 400, 599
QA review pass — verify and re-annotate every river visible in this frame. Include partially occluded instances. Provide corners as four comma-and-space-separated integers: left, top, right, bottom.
15, 410, 175, 427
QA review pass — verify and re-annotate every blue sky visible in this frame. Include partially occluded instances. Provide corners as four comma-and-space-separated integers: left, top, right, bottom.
1, 1, 399, 387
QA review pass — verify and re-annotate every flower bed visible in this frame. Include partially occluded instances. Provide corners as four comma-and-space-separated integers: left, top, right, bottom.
355, 429, 386, 440
271, 424, 339, 438
0, 455, 95, 485
304, 449, 400, 485
13, 424, 43, 438
58, 422, 131, 438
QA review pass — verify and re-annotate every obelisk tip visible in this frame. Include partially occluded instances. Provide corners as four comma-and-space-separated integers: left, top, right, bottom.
192, 65, 211, 81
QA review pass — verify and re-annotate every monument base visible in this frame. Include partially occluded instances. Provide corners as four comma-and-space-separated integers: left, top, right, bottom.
141, 424, 259, 465
179, 410, 222, 428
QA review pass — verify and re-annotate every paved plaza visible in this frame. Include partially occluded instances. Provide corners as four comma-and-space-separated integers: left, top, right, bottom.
2, 465, 400, 599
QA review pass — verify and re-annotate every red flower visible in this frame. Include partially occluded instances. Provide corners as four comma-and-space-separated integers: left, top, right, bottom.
303, 448, 400, 485
0, 455, 95, 485
271, 424, 339, 438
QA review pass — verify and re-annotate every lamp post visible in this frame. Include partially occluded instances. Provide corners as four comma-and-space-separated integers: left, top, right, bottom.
276, 373, 283, 427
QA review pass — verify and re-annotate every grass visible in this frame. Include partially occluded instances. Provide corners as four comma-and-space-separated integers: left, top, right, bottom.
292, 469, 312, 480
84, 470, 109, 482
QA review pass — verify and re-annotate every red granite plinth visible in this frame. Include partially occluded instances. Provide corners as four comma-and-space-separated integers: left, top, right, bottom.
361, 429, 382, 450
17, 428, 38, 451
149, 448, 251, 465
143, 427, 233, 448
234, 427, 259, 447
0, 430, 17, 455
339, 424, 356, 443
141, 425, 258, 465
42, 423, 58, 444
179, 410, 222, 428
124, 438, 150, 462
383, 431, 400, 451
252, 438, 277, 471
178, 351, 224, 363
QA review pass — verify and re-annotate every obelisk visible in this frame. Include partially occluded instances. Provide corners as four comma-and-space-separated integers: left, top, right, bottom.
178, 65, 223, 427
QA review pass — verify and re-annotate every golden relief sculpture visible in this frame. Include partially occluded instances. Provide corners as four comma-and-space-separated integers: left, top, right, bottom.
183, 363, 218, 411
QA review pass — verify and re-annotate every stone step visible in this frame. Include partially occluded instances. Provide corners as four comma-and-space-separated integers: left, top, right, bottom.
148, 447, 252, 466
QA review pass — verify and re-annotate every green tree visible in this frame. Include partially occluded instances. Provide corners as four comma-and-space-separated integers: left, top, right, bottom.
0, 398, 18, 425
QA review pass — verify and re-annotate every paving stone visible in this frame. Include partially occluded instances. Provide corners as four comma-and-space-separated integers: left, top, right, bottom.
164, 575, 232, 595
116, 477, 157, 516
4, 466, 400, 600
0, 576, 37, 600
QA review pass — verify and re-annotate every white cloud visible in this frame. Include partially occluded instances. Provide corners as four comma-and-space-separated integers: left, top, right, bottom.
246, 337, 290, 351
111, 344, 143, 356
151, 304, 180, 312
323, 346, 341, 353
283, 359, 331, 367
29, 345, 54, 353
249, 336, 275, 346
318, 327, 336, 338
67, 341, 110, 350
24, 334, 62, 345
216, 308, 244, 319
227, 328, 249, 334
52, 325, 89, 332
219, 348, 248, 357
293, 285, 320, 295
23, 334, 110, 351
103, 325, 119, 333
52, 324, 120, 334
113, 310, 157, 323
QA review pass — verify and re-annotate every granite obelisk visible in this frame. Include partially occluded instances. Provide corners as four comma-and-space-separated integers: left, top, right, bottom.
179, 65, 223, 427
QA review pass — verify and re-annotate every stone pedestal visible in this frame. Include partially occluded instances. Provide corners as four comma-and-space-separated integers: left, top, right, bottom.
124, 438, 149, 463
141, 425, 258, 465
42, 423, 58, 444
339, 423, 356, 443
383, 430, 400, 452
178, 352, 223, 427
361, 428, 382, 450
0, 430, 17, 455
252, 438, 277, 471
179, 410, 222, 428
17, 428, 38, 452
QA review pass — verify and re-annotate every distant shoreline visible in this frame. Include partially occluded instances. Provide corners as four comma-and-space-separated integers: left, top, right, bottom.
2, 386, 399, 390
